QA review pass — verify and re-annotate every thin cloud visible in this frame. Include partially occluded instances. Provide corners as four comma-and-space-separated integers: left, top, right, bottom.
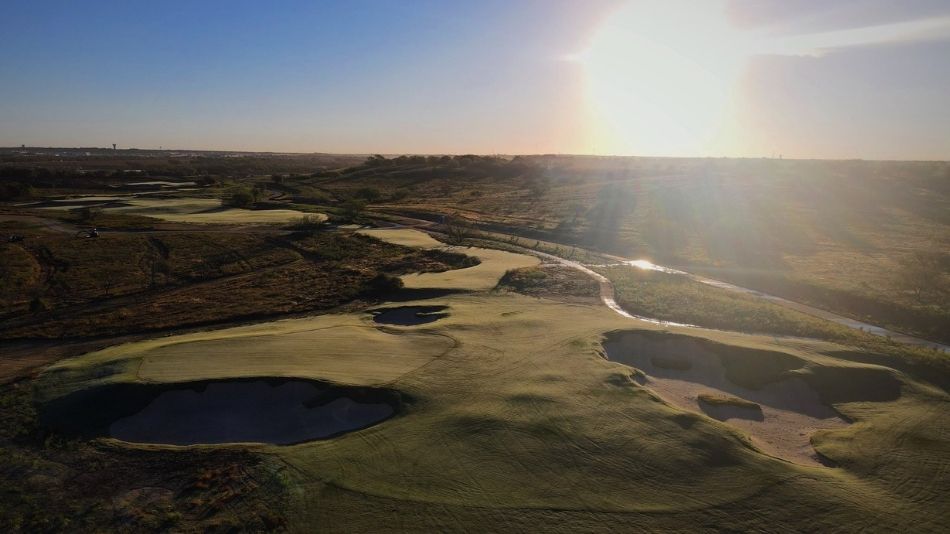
761, 15, 950, 57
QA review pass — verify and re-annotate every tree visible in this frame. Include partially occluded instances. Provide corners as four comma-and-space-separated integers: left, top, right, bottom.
354, 187, 382, 202
225, 188, 256, 208
899, 250, 946, 303
76, 206, 102, 223
366, 155, 387, 166
362, 273, 404, 296
444, 215, 478, 244
340, 198, 366, 221
0, 181, 35, 201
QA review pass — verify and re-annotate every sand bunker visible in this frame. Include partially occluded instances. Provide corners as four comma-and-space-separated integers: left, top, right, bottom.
42, 378, 398, 446
603, 332, 849, 466
372, 306, 449, 325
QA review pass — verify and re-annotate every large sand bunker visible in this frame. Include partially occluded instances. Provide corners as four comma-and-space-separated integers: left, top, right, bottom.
603, 331, 850, 466
41, 378, 399, 445
372, 305, 449, 325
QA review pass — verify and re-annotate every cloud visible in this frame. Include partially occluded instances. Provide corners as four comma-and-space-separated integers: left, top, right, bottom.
726, 0, 950, 34
760, 15, 950, 57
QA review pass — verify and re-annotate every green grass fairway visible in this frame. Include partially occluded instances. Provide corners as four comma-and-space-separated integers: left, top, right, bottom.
34, 286, 950, 531
359, 228, 539, 290
104, 198, 322, 224
11, 215, 946, 532
42, 312, 455, 393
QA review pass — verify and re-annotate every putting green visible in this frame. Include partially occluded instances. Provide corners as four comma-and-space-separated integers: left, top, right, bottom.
43, 312, 455, 392
359, 228, 539, 290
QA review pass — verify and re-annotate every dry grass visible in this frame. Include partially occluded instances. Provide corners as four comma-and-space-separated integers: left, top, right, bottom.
0, 230, 471, 340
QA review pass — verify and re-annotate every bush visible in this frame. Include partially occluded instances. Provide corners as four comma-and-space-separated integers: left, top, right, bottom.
74, 206, 102, 223
0, 182, 35, 201
289, 214, 325, 231
354, 187, 382, 202
224, 188, 256, 208
339, 199, 366, 222
362, 273, 403, 296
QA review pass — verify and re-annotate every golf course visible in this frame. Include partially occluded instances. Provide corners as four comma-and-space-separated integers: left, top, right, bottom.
2, 194, 945, 530
4, 2, 950, 530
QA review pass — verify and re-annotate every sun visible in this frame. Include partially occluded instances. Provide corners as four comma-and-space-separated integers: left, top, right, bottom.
577, 1, 750, 156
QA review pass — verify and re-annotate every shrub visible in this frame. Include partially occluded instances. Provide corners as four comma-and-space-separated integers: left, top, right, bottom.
289, 214, 325, 231
224, 188, 256, 208
362, 273, 403, 296
0, 182, 35, 201
74, 206, 102, 223
339, 198, 366, 222
354, 187, 382, 202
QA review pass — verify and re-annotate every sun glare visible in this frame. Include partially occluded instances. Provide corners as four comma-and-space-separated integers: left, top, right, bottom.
579, 1, 749, 156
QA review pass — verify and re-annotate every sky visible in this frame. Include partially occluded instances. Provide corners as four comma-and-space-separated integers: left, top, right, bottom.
1, 0, 948, 159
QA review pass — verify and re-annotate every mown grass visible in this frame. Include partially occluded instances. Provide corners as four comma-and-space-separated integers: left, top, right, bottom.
45, 292, 946, 532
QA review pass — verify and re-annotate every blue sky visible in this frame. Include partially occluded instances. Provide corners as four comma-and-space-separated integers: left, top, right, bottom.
1, 0, 948, 159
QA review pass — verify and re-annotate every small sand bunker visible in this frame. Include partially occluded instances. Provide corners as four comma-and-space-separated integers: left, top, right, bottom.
42, 379, 399, 446
604, 332, 849, 466
372, 306, 449, 326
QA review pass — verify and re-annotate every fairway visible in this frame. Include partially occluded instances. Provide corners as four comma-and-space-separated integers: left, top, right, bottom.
33, 270, 950, 531
43, 312, 456, 391
359, 228, 539, 290
106, 198, 321, 224
4, 2, 947, 530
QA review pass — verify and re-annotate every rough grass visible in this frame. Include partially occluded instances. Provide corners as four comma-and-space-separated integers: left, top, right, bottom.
600, 264, 950, 391
0, 383, 288, 532
600, 265, 857, 340
321, 156, 949, 342
0, 230, 472, 340
497, 266, 600, 304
